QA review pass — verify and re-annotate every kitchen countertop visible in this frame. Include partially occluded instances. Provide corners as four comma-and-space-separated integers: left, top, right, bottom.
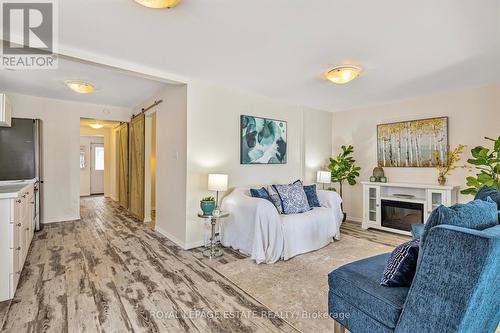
0, 180, 36, 199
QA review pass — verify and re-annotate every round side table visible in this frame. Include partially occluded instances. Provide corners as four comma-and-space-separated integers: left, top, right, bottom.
197, 211, 229, 259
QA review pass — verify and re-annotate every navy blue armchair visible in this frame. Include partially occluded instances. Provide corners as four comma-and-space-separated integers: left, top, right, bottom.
328, 224, 500, 333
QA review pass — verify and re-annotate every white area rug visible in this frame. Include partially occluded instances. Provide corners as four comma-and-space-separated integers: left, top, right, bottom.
214, 235, 394, 333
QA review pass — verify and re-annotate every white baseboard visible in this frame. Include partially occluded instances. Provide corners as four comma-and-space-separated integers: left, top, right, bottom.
347, 216, 363, 223
154, 225, 204, 250
42, 216, 81, 224
185, 239, 205, 250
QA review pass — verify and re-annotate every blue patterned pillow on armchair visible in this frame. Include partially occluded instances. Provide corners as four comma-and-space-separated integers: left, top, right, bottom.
272, 181, 311, 214
381, 239, 420, 287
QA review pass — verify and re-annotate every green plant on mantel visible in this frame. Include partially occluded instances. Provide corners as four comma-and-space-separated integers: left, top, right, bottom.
328, 145, 361, 198
461, 136, 500, 196
201, 196, 215, 202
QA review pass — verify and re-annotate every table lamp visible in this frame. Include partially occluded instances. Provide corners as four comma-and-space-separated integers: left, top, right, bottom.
208, 174, 228, 209
317, 170, 331, 190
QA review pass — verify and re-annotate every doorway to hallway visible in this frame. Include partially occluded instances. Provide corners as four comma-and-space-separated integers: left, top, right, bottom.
90, 142, 105, 194
80, 135, 104, 196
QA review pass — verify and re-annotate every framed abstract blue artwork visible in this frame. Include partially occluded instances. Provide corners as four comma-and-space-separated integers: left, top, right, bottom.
240, 115, 287, 164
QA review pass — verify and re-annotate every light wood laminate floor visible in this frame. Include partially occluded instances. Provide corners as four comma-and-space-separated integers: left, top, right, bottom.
0, 197, 297, 333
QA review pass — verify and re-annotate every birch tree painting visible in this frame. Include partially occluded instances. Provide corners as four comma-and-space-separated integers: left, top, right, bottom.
377, 117, 448, 167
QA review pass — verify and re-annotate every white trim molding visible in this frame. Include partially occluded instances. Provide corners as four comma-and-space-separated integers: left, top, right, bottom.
154, 225, 204, 250
347, 216, 363, 223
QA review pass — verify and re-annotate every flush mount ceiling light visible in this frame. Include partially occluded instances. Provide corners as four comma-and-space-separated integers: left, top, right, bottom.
89, 123, 104, 129
324, 65, 362, 84
65, 81, 95, 94
134, 0, 181, 9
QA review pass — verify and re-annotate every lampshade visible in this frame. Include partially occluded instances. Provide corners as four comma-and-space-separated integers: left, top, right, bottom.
317, 171, 331, 184
208, 174, 228, 191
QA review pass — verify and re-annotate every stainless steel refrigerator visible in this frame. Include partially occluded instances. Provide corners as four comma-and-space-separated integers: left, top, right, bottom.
0, 118, 43, 231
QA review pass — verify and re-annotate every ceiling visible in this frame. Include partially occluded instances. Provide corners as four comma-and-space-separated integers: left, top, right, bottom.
55, 0, 500, 112
0, 57, 168, 108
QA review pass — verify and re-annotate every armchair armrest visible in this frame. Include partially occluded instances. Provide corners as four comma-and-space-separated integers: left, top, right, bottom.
397, 225, 500, 333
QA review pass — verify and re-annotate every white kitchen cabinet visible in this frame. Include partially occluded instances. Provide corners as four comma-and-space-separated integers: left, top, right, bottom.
0, 181, 35, 302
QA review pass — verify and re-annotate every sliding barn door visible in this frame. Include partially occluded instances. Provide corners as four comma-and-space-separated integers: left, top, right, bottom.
129, 113, 145, 220
117, 123, 129, 209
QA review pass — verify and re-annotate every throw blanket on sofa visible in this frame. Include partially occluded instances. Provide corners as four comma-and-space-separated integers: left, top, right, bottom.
221, 188, 343, 264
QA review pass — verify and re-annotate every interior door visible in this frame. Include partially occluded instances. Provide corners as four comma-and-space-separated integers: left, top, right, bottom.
129, 114, 145, 220
117, 123, 129, 209
90, 143, 105, 194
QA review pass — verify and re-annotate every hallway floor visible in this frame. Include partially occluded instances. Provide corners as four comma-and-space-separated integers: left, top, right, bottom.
0, 197, 296, 333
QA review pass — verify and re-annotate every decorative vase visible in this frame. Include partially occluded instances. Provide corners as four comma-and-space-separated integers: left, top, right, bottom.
438, 175, 446, 186
200, 201, 216, 216
373, 167, 385, 179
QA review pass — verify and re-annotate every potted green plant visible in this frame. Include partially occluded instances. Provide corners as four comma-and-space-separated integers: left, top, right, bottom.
461, 136, 500, 195
200, 196, 216, 216
328, 145, 361, 222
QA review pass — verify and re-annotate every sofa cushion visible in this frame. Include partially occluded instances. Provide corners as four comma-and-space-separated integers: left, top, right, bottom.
475, 186, 500, 220
381, 239, 420, 287
272, 181, 311, 214
328, 253, 410, 328
421, 198, 498, 245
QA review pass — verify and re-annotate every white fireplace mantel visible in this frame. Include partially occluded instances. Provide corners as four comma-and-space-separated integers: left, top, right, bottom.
361, 181, 460, 236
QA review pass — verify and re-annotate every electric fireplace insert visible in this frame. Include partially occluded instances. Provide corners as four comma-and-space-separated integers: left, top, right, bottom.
381, 199, 424, 232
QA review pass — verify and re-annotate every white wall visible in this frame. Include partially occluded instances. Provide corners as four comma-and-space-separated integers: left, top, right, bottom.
9, 93, 131, 223
185, 81, 332, 246
332, 84, 500, 221
133, 85, 188, 245
79, 135, 104, 196
135, 81, 332, 249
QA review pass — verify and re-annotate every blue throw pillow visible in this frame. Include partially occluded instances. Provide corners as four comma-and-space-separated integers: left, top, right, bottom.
475, 187, 500, 220
381, 239, 420, 287
272, 181, 311, 214
421, 198, 499, 245
292, 180, 321, 208
250, 187, 273, 204
303, 184, 321, 208
267, 187, 284, 214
